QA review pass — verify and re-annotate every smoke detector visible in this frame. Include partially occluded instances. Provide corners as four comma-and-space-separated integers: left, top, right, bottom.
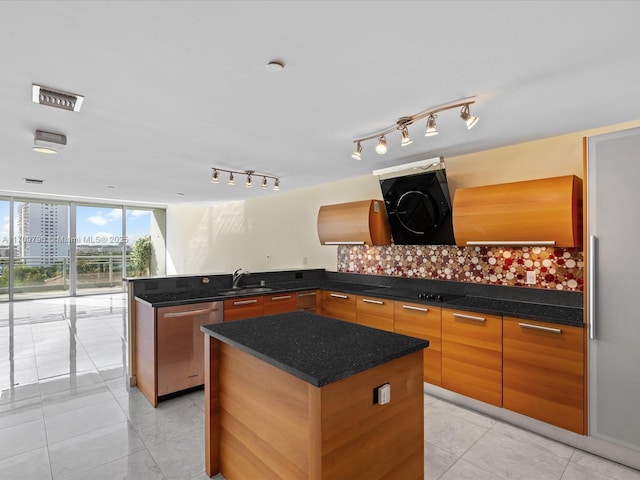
32, 84, 84, 112
33, 130, 66, 154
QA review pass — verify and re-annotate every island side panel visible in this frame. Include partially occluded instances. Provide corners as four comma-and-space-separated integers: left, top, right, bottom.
218, 343, 312, 479
204, 336, 220, 477
318, 350, 424, 480
135, 300, 157, 407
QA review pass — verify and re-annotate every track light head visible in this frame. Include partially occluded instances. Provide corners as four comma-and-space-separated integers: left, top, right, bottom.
460, 104, 479, 129
273, 179, 280, 191
375, 136, 387, 154
400, 126, 413, 146
228, 172, 235, 185
261, 177, 268, 188
245, 174, 253, 188
211, 170, 219, 184
425, 114, 438, 137
352, 141, 362, 160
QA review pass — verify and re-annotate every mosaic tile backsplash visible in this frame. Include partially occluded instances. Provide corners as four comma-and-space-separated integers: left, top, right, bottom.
337, 245, 584, 291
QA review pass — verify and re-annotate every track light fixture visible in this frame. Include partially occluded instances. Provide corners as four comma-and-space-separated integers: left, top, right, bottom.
425, 114, 438, 137
211, 167, 280, 191
351, 97, 478, 160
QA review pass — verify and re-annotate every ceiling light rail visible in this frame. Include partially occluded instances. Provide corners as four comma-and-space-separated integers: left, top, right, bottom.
211, 167, 280, 191
351, 97, 478, 160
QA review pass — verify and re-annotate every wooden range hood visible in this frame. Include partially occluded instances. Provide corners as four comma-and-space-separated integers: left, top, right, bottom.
452, 175, 583, 247
317, 199, 391, 246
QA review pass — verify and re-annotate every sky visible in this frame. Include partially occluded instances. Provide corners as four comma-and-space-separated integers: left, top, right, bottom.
0, 201, 155, 248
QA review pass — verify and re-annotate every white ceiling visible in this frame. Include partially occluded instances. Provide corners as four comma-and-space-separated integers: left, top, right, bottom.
1, 1, 639, 206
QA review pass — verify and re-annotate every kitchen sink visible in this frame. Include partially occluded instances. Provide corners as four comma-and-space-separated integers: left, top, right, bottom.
217, 287, 273, 296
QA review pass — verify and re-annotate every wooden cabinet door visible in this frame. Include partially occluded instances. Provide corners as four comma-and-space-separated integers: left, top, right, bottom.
503, 317, 584, 433
442, 308, 503, 407
356, 295, 394, 332
320, 291, 357, 323
157, 302, 222, 396
223, 296, 264, 322
394, 301, 441, 386
263, 293, 297, 315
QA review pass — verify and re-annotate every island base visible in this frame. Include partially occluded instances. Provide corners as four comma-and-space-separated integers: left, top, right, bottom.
204, 337, 424, 479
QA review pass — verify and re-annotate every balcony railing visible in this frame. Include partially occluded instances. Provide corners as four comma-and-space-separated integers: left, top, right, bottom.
0, 255, 144, 298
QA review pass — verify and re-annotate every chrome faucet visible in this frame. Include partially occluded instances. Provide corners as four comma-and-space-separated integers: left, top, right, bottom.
232, 268, 249, 289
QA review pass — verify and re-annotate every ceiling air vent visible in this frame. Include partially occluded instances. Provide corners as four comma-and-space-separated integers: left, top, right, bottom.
24, 178, 44, 185
32, 84, 84, 112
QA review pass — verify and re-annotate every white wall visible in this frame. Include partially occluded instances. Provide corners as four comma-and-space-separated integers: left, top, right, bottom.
166, 120, 640, 276
166, 174, 382, 275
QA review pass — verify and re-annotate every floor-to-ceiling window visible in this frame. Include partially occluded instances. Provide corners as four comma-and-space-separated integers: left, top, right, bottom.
0, 196, 165, 301
12, 200, 70, 300
0, 198, 10, 302
124, 207, 166, 278
75, 204, 125, 295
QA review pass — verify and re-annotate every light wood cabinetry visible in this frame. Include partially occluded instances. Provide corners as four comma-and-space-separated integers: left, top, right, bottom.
394, 301, 442, 386
452, 175, 582, 247
320, 290, 357, 323
223, 296, 264, 322
503, 316, 585, 434
135, 299, 222, 407
356, 295, 394, 332
317, 199, 391, 245
263, 292, 297, 315
442, 308, 503, 407
296, 290, 318, 313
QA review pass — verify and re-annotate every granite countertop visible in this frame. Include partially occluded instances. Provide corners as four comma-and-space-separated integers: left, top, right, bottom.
200, 311, 429, 387
135, 279, 584, 328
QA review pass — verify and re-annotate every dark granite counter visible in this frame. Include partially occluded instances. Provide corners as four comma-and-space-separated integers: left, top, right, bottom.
200, 311, 429, 387
133, 270, 584, 328
443, 296, 584, 328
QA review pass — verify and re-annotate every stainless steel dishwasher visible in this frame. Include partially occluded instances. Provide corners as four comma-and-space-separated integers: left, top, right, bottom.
156, 301, 222, 397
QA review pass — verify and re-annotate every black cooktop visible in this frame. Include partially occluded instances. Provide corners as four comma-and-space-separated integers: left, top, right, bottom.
362, 287, 464, 303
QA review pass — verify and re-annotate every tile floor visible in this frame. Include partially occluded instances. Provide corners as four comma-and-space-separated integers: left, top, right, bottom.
1, 293, 640, 480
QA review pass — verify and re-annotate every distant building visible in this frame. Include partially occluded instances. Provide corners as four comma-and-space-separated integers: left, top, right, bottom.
16, 203, 69, 266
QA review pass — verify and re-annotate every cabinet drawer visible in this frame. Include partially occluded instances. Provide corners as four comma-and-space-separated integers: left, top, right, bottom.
263, 293, 297, 315
321, 291, 357, 323
442, 308, 503, 407
503, 317, 584, 433
394, 301, 441, 386
224, 296, 264, 322
357, 295, 394, 332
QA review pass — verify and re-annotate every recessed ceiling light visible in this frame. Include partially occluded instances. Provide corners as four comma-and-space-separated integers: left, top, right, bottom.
176, 192, 184, 196
266, 60, 284, 72
33, 130, 66, 154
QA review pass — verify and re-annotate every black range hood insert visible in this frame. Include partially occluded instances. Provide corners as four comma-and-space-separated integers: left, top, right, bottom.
374, 157, 456, 246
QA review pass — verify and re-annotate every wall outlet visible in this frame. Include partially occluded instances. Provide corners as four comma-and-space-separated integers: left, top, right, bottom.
526, 271, 537, 284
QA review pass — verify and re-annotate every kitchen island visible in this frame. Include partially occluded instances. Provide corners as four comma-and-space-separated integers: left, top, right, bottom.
201, 311, 429, 479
